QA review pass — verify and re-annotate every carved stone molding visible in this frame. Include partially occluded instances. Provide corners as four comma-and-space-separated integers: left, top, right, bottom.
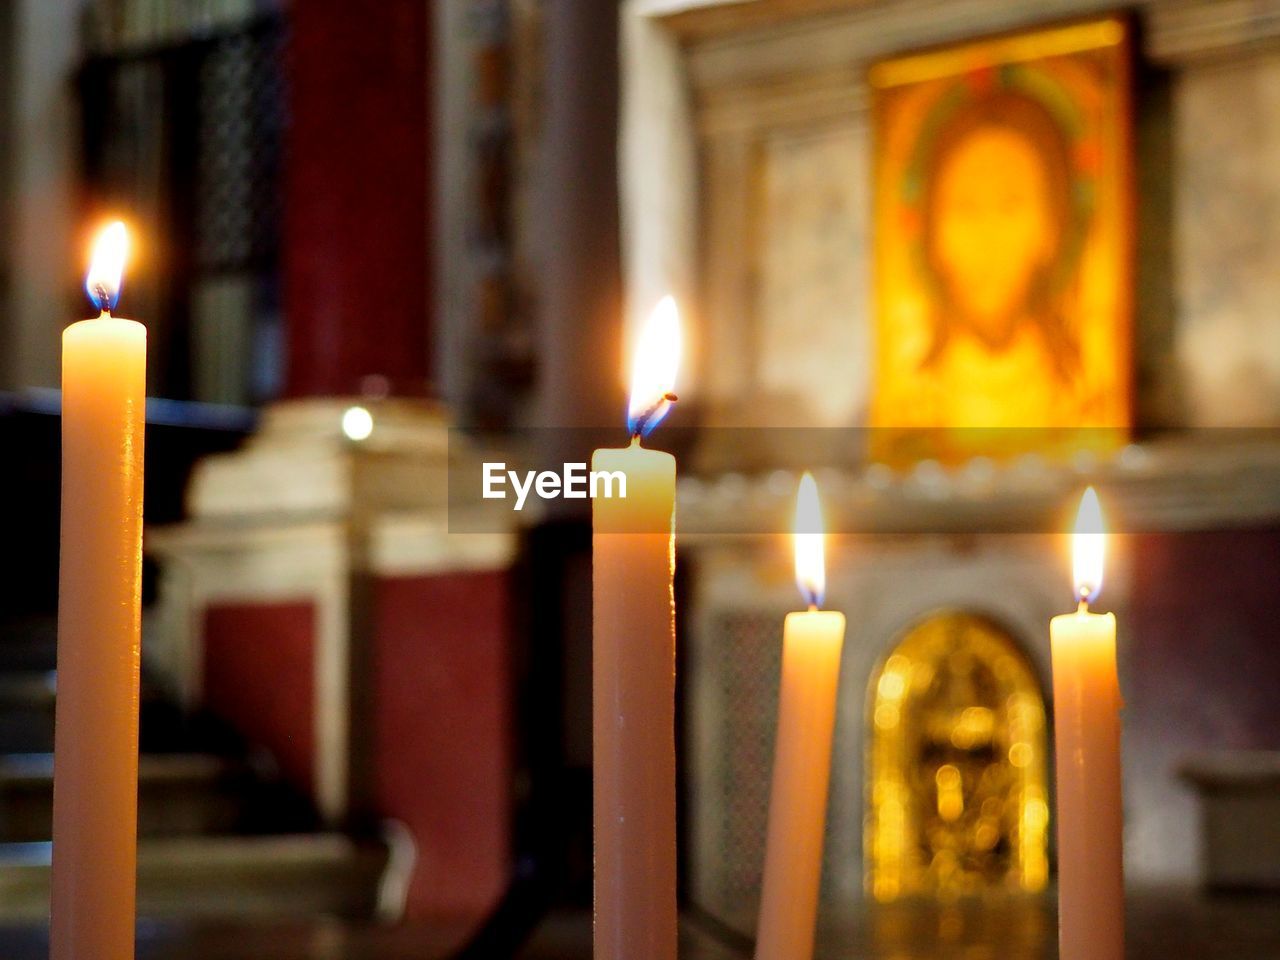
641, 0, 1280, 67
677, 435, 1280, 538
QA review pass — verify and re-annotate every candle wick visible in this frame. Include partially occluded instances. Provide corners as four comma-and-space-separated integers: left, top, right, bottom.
628, 393, 678, 442
91, 283, 113, 314
807, 602, 819, 613
1077, 599, 1090, 614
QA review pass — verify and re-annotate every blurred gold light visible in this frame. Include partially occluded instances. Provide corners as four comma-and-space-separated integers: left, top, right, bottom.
1009, 741, 1033, 768
878, 670, 906, 701
874, 703, 900, 730
866, 613, 1049, 900
936, 765, 964, 822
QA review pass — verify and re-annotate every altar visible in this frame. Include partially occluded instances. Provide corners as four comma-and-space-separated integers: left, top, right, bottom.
619, 0, 1280, 933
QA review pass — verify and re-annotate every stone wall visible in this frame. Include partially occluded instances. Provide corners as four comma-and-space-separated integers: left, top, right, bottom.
623, 0, 1280, 901
623, 0, 1280, 431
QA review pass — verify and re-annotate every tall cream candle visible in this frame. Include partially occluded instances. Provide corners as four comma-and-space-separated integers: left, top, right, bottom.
756, 473, 845, 960
1051, 486, 1124, 960
51, 222, 145, 960
592, 297, 681, 960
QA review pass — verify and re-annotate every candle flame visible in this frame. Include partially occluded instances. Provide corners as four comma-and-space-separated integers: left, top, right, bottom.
1072, 486, 1106, 605
793, 471, 825, 609
627, 296, 681, 438
85, 221, 128, 312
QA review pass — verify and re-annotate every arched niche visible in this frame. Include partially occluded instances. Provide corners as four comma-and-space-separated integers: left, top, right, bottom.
864, 610, 1049, 900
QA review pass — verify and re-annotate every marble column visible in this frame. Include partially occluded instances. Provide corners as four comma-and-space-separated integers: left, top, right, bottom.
3, 0, 79, 392
152, 0, 517, 924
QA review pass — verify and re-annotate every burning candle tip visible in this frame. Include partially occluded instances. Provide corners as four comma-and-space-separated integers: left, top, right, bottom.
85, 221, 128, 314
793, 472, 826, 610
626, 297, 681, 439
1071, 486, 1106, 606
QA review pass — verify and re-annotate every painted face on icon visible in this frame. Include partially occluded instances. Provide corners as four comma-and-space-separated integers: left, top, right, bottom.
931, 125, 1058, 347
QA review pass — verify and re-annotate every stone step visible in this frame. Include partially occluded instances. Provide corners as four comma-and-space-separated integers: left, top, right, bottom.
0, 753, 291, 842
0, 834, 389, 921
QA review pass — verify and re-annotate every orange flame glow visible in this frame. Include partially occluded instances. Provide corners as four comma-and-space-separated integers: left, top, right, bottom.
627, 296, 681, 438
794, 471, 825, 608
1072, 486, 1106, 604
85, 221, 128, 312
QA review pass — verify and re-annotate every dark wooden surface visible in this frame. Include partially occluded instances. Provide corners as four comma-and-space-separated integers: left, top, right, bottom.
2, 889, 1276, 958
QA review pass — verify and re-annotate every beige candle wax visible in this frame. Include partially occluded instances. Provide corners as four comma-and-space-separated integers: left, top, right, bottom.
756, 473, 845, 960
1051, 486, 1124, 960
592, 296, 680, 960
51, 222, 146, 960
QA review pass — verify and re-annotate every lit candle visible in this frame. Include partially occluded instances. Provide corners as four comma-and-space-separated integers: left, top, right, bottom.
1051, 486, 1124, 960
755, 473, 846, 960
51, 221, 146, 960
592, 296, 680, 960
